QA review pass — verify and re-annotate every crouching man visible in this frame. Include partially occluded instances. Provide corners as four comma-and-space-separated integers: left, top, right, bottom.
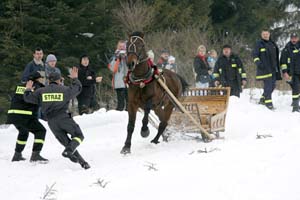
23, 67, 90, 169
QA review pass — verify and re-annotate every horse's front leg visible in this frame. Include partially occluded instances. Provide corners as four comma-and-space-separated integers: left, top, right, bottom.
151, 104, 173, 144
140, 99, 152, 138
121, 103, 138, 154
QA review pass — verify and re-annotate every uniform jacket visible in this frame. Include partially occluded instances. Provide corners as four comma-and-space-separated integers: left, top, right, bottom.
253, 39, 281, 80
213, 54, 247, 90
194, 56, 211, 83
23, 78, 82, 119
108, 56, 128, 89
6, 81, 44, 124
280, 41, 300, 75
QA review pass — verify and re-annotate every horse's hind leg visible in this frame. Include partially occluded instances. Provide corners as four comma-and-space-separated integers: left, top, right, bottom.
151, 104, 173, 144
141, 99, 151, 138
121, 103, 138, 154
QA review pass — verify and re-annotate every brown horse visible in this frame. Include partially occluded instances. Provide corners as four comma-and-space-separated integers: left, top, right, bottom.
120, 32, 188, 154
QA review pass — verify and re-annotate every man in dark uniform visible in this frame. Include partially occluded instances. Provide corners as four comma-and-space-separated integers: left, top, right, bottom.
253, 29, 281, 109
280, 32, 300, 112
23, 67, 90, 169
213, 45, 247, 97
7, 72, 48, 162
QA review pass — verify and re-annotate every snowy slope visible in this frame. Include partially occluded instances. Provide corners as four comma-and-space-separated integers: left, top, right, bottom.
1, 89, 300, 200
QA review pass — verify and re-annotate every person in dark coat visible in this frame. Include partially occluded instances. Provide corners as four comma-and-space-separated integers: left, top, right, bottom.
21, 48, 45, 83
253, 29, 281, 109
280, 32, 300, 112
194, 45, 212, 88
77, 55, 102, 115
7, 72, 47, 162
23, 68, 90, 169
213, 45, 247, 97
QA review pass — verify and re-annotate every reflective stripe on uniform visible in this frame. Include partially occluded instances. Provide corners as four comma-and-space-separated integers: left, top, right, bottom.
293, 49, 299, 53
231, 64, 237, 68
288, 58, 291, 63
15, 86, 26, 94
292, 94, 300, 99
238, 68, 242, 73
265, 99, 272, 103
242, 73, 247, 78
254, 57, 260, 62
17, 140, 27, 145
8, 109, 32, 115
213, 73, 220, 78
256, 73, 272, 79
34, 139, 44, 144
281, 64, 288, 70
73, 137, 82, 144
260, 48, 266, 52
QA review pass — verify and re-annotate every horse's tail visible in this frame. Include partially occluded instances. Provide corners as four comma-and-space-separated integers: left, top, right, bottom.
176, 74, 189, 94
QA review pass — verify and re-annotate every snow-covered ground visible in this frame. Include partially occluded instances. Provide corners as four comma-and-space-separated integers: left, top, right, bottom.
1, 88, 300, 200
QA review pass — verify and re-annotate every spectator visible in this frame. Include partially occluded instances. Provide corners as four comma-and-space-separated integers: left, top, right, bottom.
45, 54, 63, 85
77, 55, 102, 115
147, 50, 155, 63
165, 55, 177, 72
108, 40, 128, 111
157, 49, 169, 69
207, 49, 218, 71
213, 45, 247, 97
21, 47, 45, 83
194, 45, 211, 88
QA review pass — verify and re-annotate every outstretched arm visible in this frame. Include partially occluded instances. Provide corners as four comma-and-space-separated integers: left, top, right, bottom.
23, 80, 40, 104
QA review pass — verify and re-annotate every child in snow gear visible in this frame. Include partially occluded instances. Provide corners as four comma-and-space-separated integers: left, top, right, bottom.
213, 45, 247, 97
280, 33, 300, 112
253, 29, 281, 110
7, 71, 48, 162
23, 67, 90, 169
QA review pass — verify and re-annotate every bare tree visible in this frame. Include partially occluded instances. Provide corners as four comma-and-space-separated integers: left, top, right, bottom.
112, 0, 155, 33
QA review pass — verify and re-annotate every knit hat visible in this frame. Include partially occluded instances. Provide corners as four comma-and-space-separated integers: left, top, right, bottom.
46, 54, 57, 63
168, 55, 175, 62
48, 72, 61, 82
291, 32, 298, 38
29, 71, 43, 81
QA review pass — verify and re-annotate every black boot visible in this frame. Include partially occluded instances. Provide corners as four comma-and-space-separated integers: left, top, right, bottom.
30, 151, 48, 162
62, 140, 80, 159
292, 99, 300, 112
12, 152, 26, 162
79, 160, 91, 169
73, 151, 90, 169
258, 97, 265, 105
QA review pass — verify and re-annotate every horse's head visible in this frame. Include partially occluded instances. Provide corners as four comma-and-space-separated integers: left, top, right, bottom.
126, 31, 148, 71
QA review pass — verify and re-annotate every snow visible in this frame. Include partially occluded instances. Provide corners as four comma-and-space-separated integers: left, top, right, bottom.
1, 88, 300, 200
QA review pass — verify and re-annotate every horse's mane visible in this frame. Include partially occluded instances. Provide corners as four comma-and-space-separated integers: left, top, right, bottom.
130, 31, 144, 38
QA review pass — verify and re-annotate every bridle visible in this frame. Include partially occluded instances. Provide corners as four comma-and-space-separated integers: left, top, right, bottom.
127, 36, 148, 71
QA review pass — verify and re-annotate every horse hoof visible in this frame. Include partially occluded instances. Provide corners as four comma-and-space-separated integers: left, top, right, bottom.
141, 127, 150, 138
151, 139, 160, 144
120, 147, 131, 154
